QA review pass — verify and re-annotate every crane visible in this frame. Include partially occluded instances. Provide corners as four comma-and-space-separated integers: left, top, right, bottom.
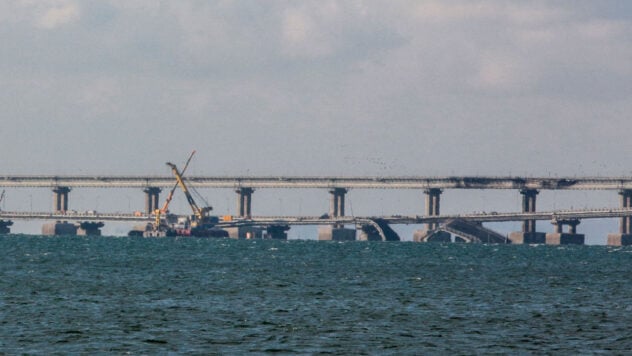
166, 161, 213, 228
0, 190, 4, 211
153, 150, 196, 229
159, 150, 196, 215
139, 151, 224, 237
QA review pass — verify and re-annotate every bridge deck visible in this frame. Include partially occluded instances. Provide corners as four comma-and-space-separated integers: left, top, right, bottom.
1, 176, 632, 190
2, 208, 632, 225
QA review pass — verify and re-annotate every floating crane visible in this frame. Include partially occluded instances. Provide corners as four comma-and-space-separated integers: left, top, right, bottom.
165, 160, 213, 227
137, 152, 226, 238
163, 154, 225, 237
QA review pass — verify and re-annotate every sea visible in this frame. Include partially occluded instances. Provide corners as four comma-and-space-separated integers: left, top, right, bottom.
1, 235, 632, 354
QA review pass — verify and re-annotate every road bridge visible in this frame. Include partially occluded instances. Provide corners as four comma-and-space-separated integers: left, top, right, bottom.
3, 208, 632, 225
3, 208, 632, 242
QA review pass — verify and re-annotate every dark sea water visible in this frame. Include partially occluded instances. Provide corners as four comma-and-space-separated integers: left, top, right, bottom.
2, 235, 632, 354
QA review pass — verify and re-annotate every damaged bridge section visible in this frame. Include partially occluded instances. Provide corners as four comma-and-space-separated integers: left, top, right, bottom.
358, 218, 401, 241
419, 219, 507, 243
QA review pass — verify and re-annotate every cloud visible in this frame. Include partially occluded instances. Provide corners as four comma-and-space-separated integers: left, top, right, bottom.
413, 2, 499, 22
471, 52, 530, 90
1, 0, 632, 177
35, 1, 81, 29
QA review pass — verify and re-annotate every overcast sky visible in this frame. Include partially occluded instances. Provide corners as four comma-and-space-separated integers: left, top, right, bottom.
1, 1, 632, 241
2, 0, 631, 176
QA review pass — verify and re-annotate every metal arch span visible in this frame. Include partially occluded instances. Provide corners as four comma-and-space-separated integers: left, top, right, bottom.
2, 175, 632, 190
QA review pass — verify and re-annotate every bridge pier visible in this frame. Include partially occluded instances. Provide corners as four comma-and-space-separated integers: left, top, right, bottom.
607, 189, 632, 245
329, 188, 347, 218
320, 188, 355, 241
546, 218, 584, 245
413, 188, 450, 242
42, 221, 77, 236
236, 187, 254, 218
508, 189, 545, 244
225, 226, 263, 239
265, 225, 290, 240
77, 221, 104, 236
318, 225, 356, 241
144, 187, 161, 214
53, 187, 71, 213
0, 220, 13, 234
425, 188, 441, 230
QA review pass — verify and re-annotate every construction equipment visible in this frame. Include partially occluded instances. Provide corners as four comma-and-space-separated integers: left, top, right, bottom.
159, 150, 196, 215
0, 190, 4, 211
153, 150, 196, 229
136, 152, 226, 238
141, 152, 197, 237
160, 153, 225, 237
166, 161, 213, 227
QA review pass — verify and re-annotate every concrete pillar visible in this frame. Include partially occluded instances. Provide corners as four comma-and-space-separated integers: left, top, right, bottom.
554, 222, 563, 233
329, 188, 347, 217
521, 189, 538, 233
607, 190, 632, 246
236, 187, 254, 218
620, 190, 632, 234
318, 226, 356, 241
225, 226, 262, 239
144, 187, 162, 214
42, 221, 77, 236
413, 188, 448, 241
53, 187, 71, 213
424, 188, 442, 230
77, 221, 104, 236
265, 225, 290, 240
0, 220, 13, 234
508, 189, 545, 244
547, 219, 584, 245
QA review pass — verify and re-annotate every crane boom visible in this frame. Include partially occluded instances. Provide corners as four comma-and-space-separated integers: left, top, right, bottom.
160, 150, 196, 214
166, 161, 211, 222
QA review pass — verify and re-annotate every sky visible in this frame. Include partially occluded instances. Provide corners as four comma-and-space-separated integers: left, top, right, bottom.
1, 1, 632, 242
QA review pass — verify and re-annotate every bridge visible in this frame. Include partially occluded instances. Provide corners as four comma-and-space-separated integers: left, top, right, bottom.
2, 175, 632, 245
3, 208, 632, 243
2, 175, 632, 189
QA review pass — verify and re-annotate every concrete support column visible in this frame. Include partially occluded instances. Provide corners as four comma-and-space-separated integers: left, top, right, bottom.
520, 189, 538, 233
236, 187, 254, 218
42, 221, 77, 236
329, 188, 347, 218
144, 187, 162, 214
424, 188, 442, 230
0, 220, 13, 234
547, 219, 583, 245
551, 219, 581, 233
608, 190, 632, 246
77, 221, 105, 236
620, 190, 632, 234
509, 189, 545, 244
265, 225, 290, 240
554, 222, 563, 233
321, 188, 354, 240
53, 187, 71, 213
